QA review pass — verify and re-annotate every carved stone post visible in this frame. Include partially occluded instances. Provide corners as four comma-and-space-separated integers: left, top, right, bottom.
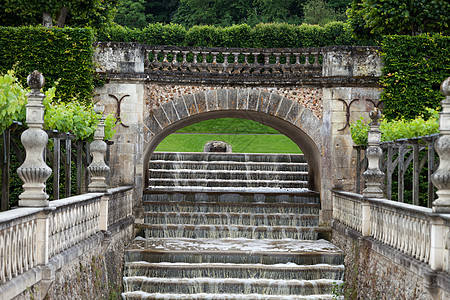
431, 77, 450, 213
17, 71, 52, 207
87, 103, 110, 192
362, 108, 385, 198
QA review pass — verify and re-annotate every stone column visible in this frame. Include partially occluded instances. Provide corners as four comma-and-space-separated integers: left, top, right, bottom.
87, 103, 110, 192
431, 77, 450, 213
362, 108, 384, 198
17, 71, 52, 207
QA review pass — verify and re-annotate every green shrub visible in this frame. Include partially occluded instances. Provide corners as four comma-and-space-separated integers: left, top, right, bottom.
98, 21, 370, 48
185, 25, 224, 47
223, 24, 253, 48
380, 35, 450, 120
0, 26, 95, 105
350, 109, 440, 146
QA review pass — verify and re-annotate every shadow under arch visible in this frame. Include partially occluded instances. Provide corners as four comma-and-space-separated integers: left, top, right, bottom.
143, 89, 322, 193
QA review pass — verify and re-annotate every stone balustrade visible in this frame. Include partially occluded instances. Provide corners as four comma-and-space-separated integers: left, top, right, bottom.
332, 191, 363, 232
369, 198, 431, 263
145, 45, 322, 76
0, 208, 40, 284
48, 194, 102, 257
107, 186, 133, 227
332, 190, 448, 270
0, 186, 133, 299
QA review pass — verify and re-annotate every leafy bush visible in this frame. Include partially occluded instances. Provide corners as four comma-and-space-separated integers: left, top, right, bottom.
98, 21, 367, 48
0, 71, 116, 140
0, 26, 95, 105
350, 109, 440, 145
380, 35, 450, 120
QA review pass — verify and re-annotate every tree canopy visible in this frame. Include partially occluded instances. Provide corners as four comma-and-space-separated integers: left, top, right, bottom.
1, 0, 118, 28
348, 0, 450, 40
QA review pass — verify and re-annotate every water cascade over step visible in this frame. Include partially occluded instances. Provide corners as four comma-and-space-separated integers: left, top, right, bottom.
123, 152, 344, 299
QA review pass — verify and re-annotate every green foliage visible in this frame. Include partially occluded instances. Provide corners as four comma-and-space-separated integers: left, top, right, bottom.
380, 35, 450, 120
0, 26, 95, 105
303, 0, 346, 26
2, 0, 118, 29
0, 71, 116, 140
99, 21, 364, 47
0, 70, 27, 133
350, 109, 440, 145
114, 0, 148, 29
348, 0, 450, 40
350, 116, 370, 146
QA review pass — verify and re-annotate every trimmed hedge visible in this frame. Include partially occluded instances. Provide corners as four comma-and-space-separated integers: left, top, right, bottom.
0, 26, 95, 104
380, 35, 450, 120
98, 21, 368, 47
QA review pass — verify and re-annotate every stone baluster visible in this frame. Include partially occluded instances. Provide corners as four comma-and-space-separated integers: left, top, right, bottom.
242, 53, 250, 73
181, 51, 189, 72
232, 52, 241, 74
17, 70, 52, 207
192, 51, 199, 64
431, 76, 450, 213
222, 52, 231, 73
362, 107, 385, 198
211, 51, 220, 73
252, 52, 262, 74
87, 103, 110, 192
273, 53, 281, 74
304, 52, 310, 65
313, 52, 320, 66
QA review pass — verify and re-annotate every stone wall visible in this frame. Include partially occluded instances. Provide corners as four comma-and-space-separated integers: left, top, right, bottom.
93, 42, 383, 224
332, 222, 450, 300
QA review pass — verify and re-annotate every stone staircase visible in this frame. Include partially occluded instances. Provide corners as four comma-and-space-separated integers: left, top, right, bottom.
123, 152, 343, 299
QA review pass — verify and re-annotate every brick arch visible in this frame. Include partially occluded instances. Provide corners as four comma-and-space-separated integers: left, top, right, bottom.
143, 89, 322, 192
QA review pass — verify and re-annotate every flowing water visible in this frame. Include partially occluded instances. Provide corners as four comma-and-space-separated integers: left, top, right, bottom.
123, 152, 344, 299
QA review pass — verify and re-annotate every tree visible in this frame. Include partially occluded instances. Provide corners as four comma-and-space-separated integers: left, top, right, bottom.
348, 0, 450, 40
302, 0, 345, 26
115, 0, 148, 28
3, 0, 118, 28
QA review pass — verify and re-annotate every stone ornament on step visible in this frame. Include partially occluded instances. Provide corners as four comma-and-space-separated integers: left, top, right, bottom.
87, 103, 110, 192
17, 71, 52, 207
431, 77, 450, 213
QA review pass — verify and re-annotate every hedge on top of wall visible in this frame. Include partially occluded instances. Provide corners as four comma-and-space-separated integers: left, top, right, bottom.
97, 21, 369, 48
0, 26, 95, 104
380, 35, 450, 121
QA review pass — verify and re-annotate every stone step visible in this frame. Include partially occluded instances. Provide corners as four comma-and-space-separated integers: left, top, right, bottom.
144, 212, 319, 227
148, 178, 308, 188
142, 201, 320, 215
125, 238, 343, 266
143, 190, 320, 204
123, 277, 341, 295
149, 169, 309, 181
150, 152, 307, 164
149, 160, 308, 172
142, 224, 324, 240
122, 292, 339, 300
124, 262, 344, 281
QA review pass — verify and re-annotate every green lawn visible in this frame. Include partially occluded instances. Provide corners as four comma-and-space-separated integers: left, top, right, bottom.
155, 118, 301, 153
176, 118, 279, 134
155, 134, 301, 153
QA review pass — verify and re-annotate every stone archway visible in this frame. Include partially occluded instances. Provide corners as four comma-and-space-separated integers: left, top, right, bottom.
143, 89, 323, 192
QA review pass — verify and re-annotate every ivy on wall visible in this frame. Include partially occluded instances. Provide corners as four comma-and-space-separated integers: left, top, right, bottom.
0, 26, 95, 105
380, 35, 450, 121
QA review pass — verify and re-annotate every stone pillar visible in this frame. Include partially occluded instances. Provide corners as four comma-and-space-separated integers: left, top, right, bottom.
87, 103, 110, 192
362, 108, 384, 198
431, 77, 450, 213
17, 71, 52, 207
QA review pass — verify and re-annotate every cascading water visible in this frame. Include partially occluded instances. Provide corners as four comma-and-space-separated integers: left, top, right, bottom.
123, 152, 344, 299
